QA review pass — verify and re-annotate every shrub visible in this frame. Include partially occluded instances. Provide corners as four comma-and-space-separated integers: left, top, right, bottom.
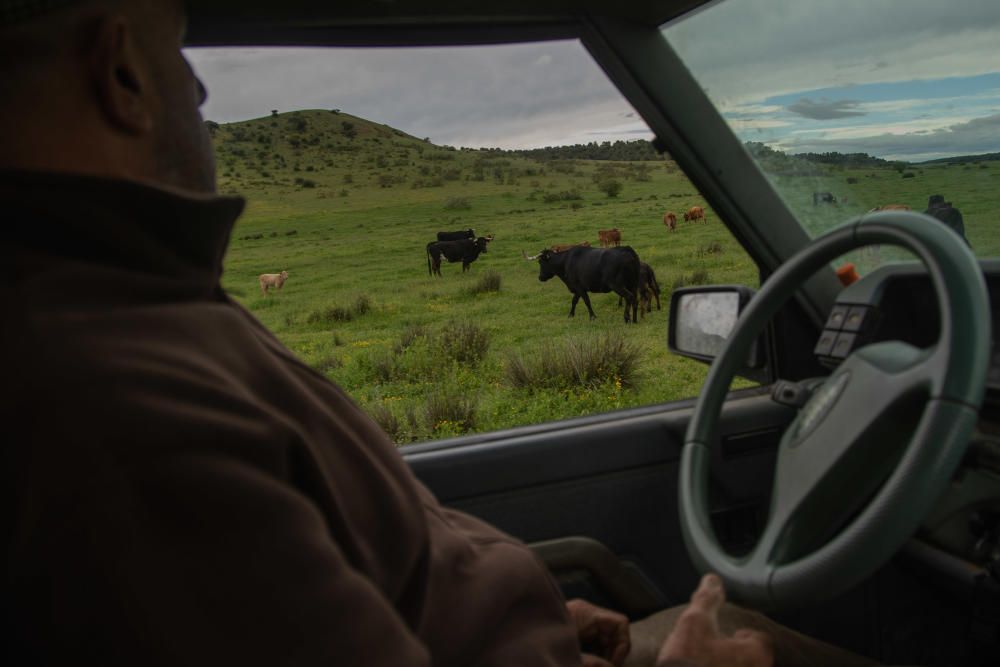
440, 321, 490, 364
315, 354, 343, 374
468, 270, 501, 295
505, 331, 640, 390
443, 197, 472, 210
846, 177, 858, 184
901, 172, 916, 179
599, 179, 623, 198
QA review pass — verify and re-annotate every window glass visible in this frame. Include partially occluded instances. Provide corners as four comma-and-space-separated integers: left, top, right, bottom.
663, 0, 1000, 272
187, 42, 759, 444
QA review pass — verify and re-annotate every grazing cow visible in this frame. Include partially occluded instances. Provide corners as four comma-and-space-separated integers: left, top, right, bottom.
436, 228, 476, 242
525, 245, 640, 323
868, 204, 911, 212
813, 192, 836, 205
550, 241, 591, 253
258, 270, 289, 294
684, 206, 705, 222
426, 236, 493, 276
663, 211, 677, 231
598, 228, 622, 247
618, 261, 661, 316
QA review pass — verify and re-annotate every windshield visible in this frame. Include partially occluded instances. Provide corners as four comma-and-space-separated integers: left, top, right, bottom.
663, 0, 1000, 269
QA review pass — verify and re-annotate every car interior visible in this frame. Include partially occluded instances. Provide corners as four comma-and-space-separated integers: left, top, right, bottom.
184, 1, 1000, 664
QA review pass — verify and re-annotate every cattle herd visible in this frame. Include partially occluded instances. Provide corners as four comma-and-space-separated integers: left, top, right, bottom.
257, 206, 710, 325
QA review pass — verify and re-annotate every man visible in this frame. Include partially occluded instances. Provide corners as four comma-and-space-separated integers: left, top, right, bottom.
2, 2, 860, 666
924, 194, 968, 244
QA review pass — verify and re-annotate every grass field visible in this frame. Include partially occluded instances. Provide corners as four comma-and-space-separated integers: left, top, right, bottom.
215, 110, 1000, 443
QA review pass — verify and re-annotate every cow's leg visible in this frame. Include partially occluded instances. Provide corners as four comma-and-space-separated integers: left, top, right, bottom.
580, 293, 597, 320
569, 294, 580, 318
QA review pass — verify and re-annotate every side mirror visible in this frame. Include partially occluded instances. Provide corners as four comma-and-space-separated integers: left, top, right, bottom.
668, 286, 767, 379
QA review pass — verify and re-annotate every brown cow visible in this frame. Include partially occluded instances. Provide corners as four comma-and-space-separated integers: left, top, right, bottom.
684, 206, 705, 222
663, 211, 677, 231
869, 204, 911, 212
598, 228, 622, 247
258, 270, 289, 294
550, 241, 591, 253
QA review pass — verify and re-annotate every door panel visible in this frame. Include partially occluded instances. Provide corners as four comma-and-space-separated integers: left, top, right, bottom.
406, 388, 793, 607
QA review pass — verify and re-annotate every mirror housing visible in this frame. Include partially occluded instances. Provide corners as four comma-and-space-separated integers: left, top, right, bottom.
668, 286, 767, 380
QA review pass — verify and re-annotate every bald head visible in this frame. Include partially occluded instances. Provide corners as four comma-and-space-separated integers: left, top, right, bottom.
0, 0, 216, 193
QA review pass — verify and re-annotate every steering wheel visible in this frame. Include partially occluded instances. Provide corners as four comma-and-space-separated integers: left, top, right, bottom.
679, 211, 991, 608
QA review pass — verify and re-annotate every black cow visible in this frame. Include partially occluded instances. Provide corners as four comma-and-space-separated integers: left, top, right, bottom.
813, 191, 836, 205
436, 228, 476, 242
619, 261, 661, 316
527, 245, 640, 323
427, 236, 492, 276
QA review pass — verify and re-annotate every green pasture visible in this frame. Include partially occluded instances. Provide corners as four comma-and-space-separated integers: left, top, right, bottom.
215, 110, 1000, 443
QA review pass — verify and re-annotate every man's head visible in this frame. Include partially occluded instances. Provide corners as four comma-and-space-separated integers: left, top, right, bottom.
0, 0, 216, 192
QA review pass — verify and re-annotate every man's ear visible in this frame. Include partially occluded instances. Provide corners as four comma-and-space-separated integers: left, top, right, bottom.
91, 15, 154, 135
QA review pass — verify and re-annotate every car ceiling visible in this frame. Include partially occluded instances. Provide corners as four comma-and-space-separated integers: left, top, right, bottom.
184, 0, 713, 46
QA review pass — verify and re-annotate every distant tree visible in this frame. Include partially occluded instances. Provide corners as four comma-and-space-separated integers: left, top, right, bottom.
342, 121, 357, 139
271, 110, 278, 117
331, 108, 341, 114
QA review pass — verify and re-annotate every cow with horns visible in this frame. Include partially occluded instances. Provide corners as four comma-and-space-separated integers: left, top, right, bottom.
525, 245, 640, 323
427, 235, 494, 276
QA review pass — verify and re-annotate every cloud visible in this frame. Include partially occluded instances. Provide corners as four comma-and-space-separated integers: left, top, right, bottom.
787, 98, 866, 120
778, 112, 1000, 160
187, 41, 642, 149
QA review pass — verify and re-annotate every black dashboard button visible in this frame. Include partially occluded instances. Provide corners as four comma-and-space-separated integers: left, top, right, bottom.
831, 332, 856, 359
843, 306, 870, 333
814, 330, 837, 356
825, 305, 850, 330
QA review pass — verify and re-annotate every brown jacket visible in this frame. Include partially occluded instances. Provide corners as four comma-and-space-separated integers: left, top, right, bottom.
2, 171, 581, 666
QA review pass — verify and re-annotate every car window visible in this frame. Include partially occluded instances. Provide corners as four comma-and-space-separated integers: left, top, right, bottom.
187, 41, 760, 444
663, 0, 1000, 273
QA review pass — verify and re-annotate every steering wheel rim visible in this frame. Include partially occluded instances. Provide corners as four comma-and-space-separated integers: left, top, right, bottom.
679, 211, 991, 608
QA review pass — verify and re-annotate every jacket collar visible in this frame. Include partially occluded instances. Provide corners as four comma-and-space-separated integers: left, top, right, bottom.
1, 170, 245, 288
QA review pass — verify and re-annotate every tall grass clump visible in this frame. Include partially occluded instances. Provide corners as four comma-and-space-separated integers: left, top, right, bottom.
440, 321, 490, 364
307, 293, 373, 325
505, 331, 641, 390
672, 270, 711, 290
368, 402, 403, 442
424, 388, 478, 435
443, 196, 471, 210
468, 270, 501, 295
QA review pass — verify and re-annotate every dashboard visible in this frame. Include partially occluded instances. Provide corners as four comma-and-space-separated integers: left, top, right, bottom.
815, 259, 1000, 592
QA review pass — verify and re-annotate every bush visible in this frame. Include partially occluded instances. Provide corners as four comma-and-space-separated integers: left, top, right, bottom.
468, 270, 501, 295
440, 321, 490, 364
598, 179, 623, 198
443, 197, 472, 210
901, 172, 916, 179
505, 332, 640, 390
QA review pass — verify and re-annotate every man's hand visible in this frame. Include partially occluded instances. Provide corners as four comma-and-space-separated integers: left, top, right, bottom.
656, 574, 773, 667
565, 598, 631, 666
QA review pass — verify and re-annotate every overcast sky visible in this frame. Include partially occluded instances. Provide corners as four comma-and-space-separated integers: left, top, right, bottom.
186, 0, 1000, 161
